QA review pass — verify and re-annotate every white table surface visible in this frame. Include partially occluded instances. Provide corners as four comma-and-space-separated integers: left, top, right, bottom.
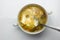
0, 0, 60, 40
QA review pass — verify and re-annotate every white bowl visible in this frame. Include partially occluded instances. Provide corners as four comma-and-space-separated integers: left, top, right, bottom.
17, 4, 48, 35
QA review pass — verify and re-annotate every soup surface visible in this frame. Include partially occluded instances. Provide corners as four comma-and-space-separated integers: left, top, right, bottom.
18, 4, 47, 32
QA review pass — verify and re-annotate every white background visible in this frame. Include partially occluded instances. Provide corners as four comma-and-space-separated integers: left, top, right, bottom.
0, 0, 60, 40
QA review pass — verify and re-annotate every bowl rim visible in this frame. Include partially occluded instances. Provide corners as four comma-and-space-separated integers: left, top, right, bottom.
17, 4, 48, 35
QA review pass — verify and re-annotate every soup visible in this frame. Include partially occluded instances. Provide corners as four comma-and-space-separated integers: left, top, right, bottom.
18, 4, 47, 32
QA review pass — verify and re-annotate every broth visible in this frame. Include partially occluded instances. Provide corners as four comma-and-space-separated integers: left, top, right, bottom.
18, 4, 47, 32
